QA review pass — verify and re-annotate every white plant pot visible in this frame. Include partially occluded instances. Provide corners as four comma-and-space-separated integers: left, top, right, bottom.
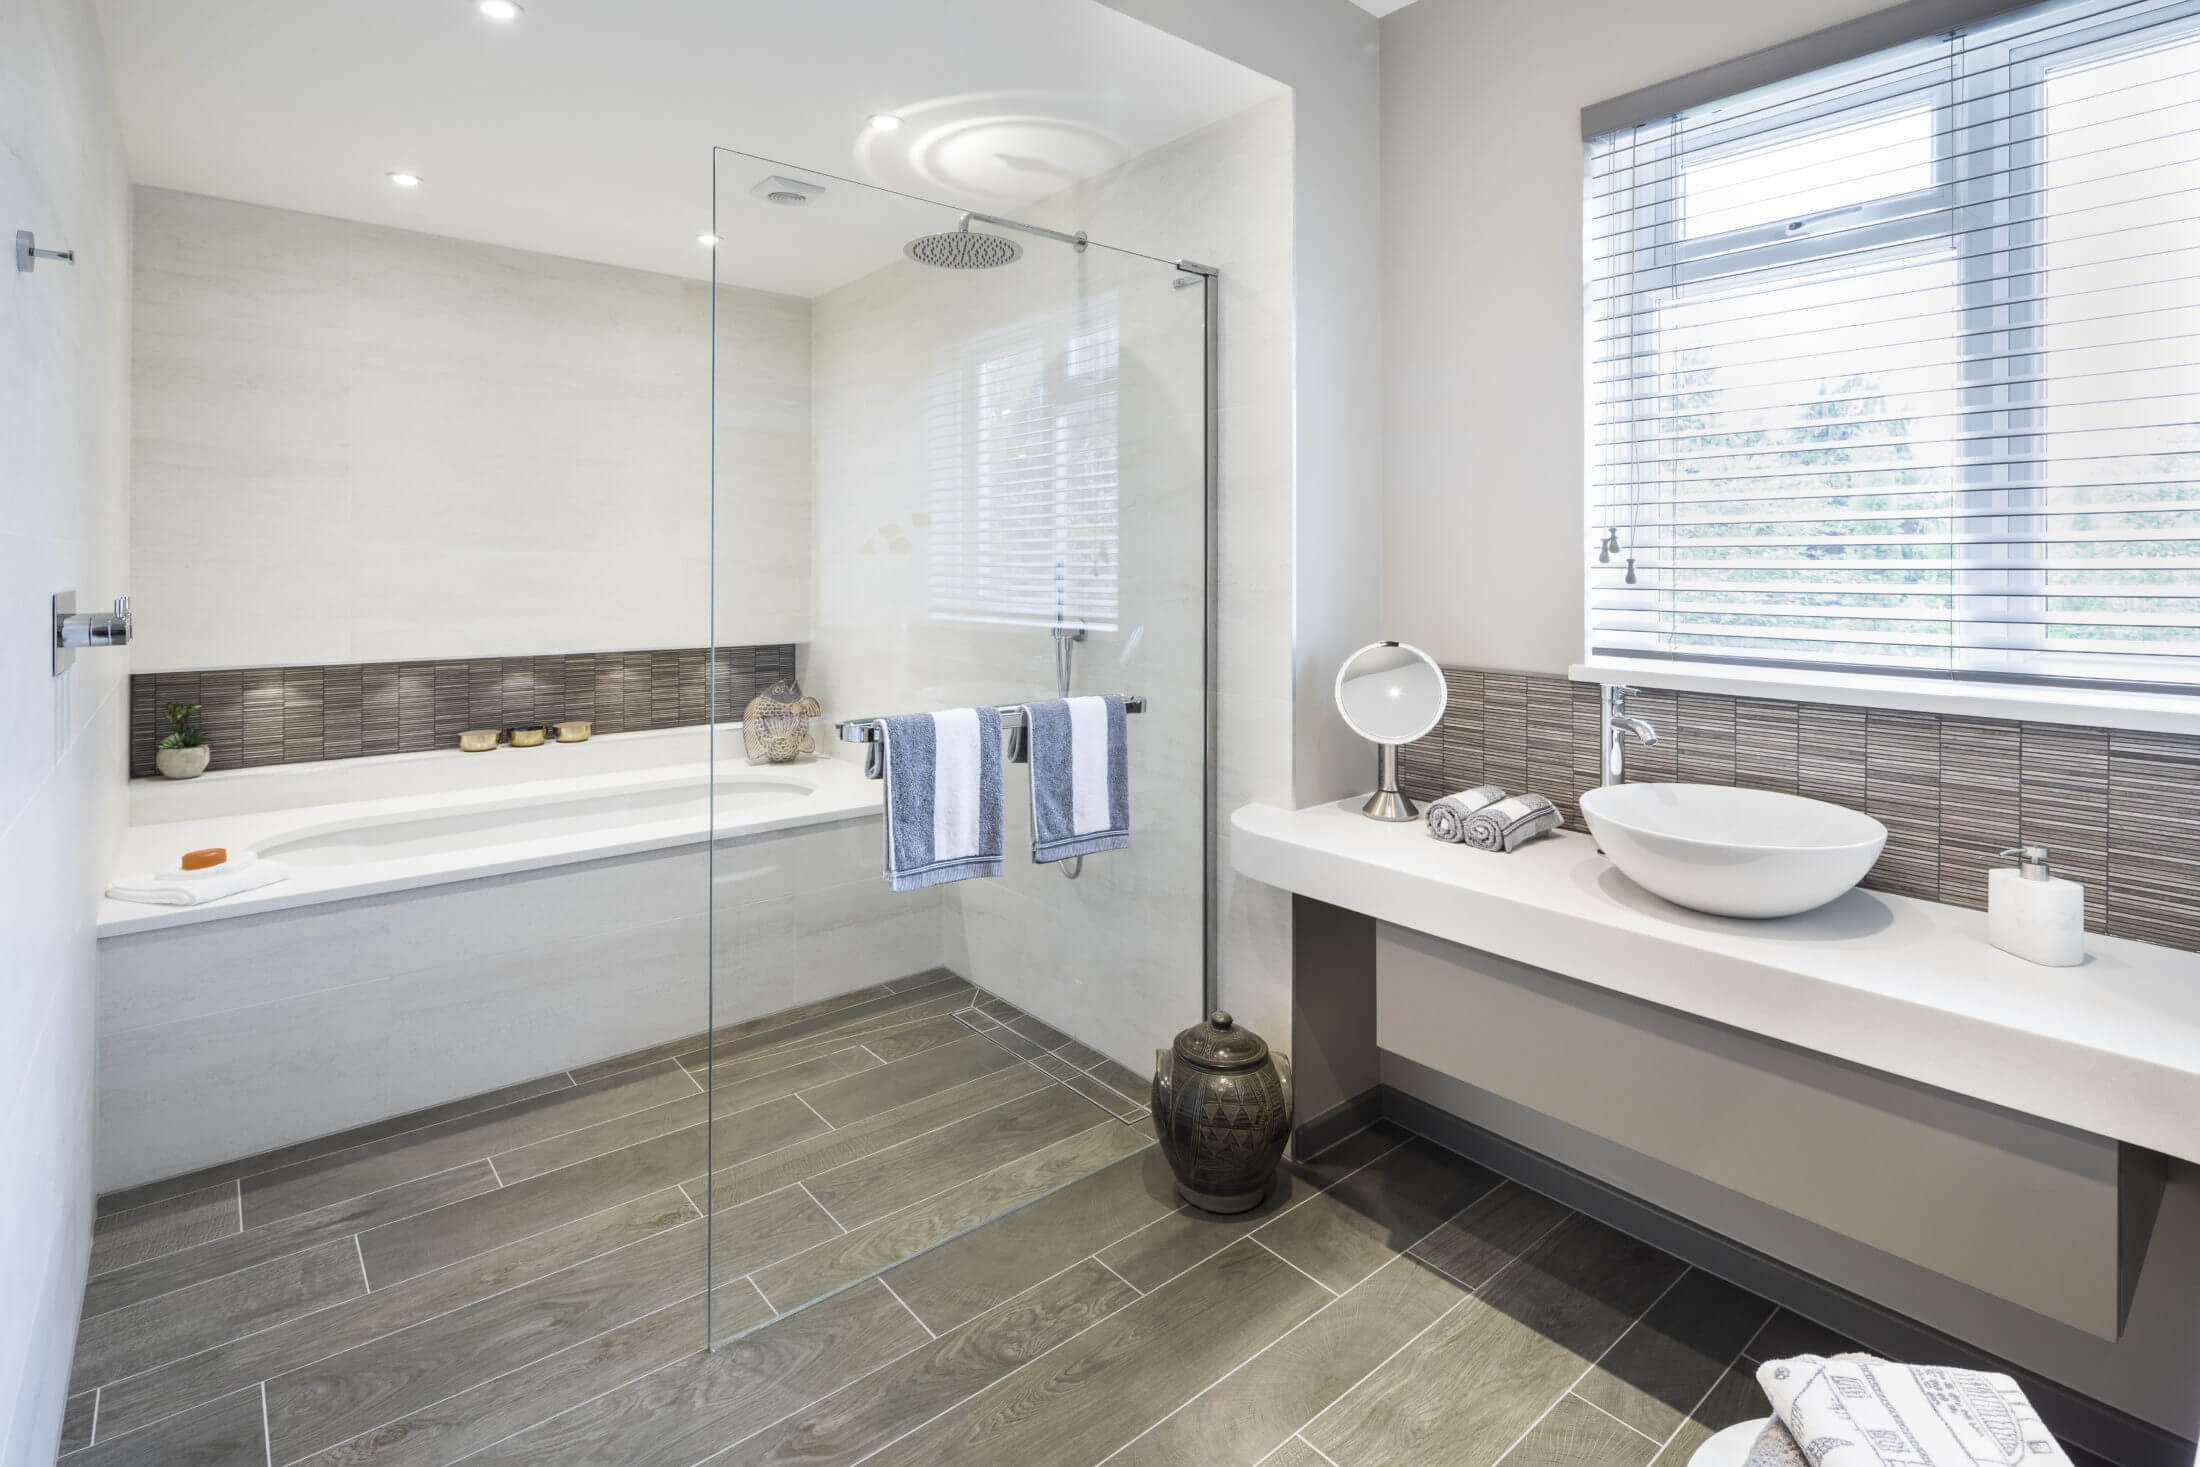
157, 745, 211, 780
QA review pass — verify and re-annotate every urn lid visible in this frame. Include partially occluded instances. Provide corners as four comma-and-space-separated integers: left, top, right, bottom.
1171, 1011, 1269, 1072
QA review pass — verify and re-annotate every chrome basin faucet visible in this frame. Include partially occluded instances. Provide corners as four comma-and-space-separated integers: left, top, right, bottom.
1602, 685, 1658, 786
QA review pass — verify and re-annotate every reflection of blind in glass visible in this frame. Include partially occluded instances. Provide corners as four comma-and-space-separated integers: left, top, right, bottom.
1586, 0, 2200, 691
926, 297, 1120, 631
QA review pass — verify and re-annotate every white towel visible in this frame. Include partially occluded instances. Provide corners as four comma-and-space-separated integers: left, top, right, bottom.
1426, 786, 1506, 843
107, 855, 291, 907
1756, 1355, 2071, 1467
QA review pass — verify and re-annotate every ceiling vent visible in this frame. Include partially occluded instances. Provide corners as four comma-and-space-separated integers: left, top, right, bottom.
749, 174, 825, 207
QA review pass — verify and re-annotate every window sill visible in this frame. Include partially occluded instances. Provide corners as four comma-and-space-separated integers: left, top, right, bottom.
1569, 657, 2200, 738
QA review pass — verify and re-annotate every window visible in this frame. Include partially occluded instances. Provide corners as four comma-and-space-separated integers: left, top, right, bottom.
924, 296, 1120, 632
1587, 0, 2200, 694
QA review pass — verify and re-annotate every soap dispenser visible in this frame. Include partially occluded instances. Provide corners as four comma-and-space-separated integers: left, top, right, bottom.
1988, 845, 2085, 967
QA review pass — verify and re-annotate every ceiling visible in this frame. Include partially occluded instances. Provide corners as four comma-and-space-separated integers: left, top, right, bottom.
92, 0, 1286, 296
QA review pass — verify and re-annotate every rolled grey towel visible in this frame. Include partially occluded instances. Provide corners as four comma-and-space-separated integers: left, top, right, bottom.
1744, 1421, 1809, 1467
1462, 793, 1562, 852
1426, 785, 1507, 843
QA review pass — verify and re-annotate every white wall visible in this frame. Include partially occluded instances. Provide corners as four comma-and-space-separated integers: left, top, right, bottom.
1379, 0, 1894, 674
804, 97, 1292, 1070
0, 0, 132, 1461
129, 187, 811, 672
1094, 0, 1384, 1066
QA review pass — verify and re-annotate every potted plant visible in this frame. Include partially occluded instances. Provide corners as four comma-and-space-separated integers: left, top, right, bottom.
156, 701, 212, 779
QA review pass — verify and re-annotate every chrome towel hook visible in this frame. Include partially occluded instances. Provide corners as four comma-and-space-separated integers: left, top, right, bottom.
16, 230, 75, 272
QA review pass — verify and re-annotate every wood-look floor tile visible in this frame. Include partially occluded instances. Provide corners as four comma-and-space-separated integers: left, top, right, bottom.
692, 1065, 1054, 1215
1087, 1056, 1153, 1103
492, 1047, 874, 1185
71, 1237, 365, 1392
95, 1073, 573, 1218
1097, 1128, 1408, 1295
85, 1163, 497, 1318
65, 1386, 266, 1467
1006, 1013, 1072, 1051
95, 1188, 699, 1440
1111, 1248, 1472, 1467
797, 1032, 1025, 1127
88, 1183, 239, 1275
1647, 1364, 1772, 1467
756, 1116, 1148, 1315
457, 1280, 928, 1467
1505, 1394, 1659, 1467
851, 1011, 982, 1063
1405, 1180, 1572, 1291
59, 1389, 96, 1455
599, 983, 903, 1082
1254, 1136, 1500, 1292
1031, 1050, 1150, 1121
884, 1145, 1180, 1333
1573, 1268, 1775, 1440
710, 1258, 1138, 1467
860, 1238, 1331, 1467
690, 1008, 979, 1092
293, 1284, 772, 1467
1739, 1309, 1860, 1364
802, 1082, 1111, 1229
1053, 1039, 1108, 1071
692, 978, 974, 1069
1304, 1215, 1687, 1467
1262, 1438, 1334, 1467
358, 1094, 820, 1287
263, 1210, 712, 1462
241, 1060, 699, 1226
972, 995, 1026, 1024
969, 1023, 1050, 1061
885, 968, 959, 991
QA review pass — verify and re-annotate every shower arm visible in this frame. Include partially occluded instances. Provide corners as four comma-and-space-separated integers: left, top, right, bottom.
959, 211, 1088, 254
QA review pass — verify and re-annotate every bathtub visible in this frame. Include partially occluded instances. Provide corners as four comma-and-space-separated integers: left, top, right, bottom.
93, 725, 943, 1190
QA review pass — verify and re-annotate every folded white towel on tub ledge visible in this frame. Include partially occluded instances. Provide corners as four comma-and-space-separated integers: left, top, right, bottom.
107, 854, 291, 907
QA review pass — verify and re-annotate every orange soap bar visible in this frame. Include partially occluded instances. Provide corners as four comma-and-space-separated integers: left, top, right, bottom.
180, 847, 227, 871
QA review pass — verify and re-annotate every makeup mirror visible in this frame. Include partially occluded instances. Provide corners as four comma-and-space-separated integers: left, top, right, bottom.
1334, 641, 1447, 821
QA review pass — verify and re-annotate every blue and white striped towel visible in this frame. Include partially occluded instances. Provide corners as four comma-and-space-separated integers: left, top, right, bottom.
867, 707, 1005, 891
1021, 695, 1130, 864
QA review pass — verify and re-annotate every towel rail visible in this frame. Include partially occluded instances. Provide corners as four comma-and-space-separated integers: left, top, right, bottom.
836, 695, 1146, 747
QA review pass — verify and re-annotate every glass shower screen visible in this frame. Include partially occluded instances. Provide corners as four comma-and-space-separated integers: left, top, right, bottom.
703, 146, 1212, 1345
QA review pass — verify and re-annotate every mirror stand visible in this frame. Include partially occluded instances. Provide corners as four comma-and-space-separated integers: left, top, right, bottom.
1362, 743, 1417, 821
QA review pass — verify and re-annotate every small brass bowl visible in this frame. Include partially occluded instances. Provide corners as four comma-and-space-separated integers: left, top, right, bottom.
553, 720, 592, 743
508, 725, 547, 748
459, 729, 500, 753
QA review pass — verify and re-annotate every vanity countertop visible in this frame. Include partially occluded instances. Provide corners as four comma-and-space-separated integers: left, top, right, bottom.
1232, 799, 2200, 1165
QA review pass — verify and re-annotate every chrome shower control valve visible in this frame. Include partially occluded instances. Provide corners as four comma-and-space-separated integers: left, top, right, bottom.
53, 591, 132, 674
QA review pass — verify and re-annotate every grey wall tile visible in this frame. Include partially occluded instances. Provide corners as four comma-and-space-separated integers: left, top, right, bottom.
131, 644, 796, 778
1423, 664, 2200, 953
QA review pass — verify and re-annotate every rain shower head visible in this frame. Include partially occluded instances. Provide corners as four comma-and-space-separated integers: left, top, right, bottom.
903, 217, 1023, 270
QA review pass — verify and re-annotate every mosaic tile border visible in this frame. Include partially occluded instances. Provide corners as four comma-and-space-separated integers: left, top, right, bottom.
129, 644, 797, 779
1400, 668, 2200, 953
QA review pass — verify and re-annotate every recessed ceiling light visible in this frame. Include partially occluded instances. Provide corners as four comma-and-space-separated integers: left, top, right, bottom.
867, 113, 904, 132
387, 171, 423, 188
697, 233, 721, 247
476, 0, 522, 20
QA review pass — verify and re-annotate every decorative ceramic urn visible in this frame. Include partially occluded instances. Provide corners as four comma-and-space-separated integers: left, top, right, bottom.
1152, 1011, 1293, 1214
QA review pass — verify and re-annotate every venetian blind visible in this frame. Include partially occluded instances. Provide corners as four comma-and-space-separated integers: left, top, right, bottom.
925, 296, 1121, 631
1587, 0, 2200, 692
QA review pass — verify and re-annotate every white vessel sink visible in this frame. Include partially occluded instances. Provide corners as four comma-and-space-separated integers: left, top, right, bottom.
1577, 783, 1888, 919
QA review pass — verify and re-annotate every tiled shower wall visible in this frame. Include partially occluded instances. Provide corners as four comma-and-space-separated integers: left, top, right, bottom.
1399, 667, 2200, 953
129, 644, 797, 779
